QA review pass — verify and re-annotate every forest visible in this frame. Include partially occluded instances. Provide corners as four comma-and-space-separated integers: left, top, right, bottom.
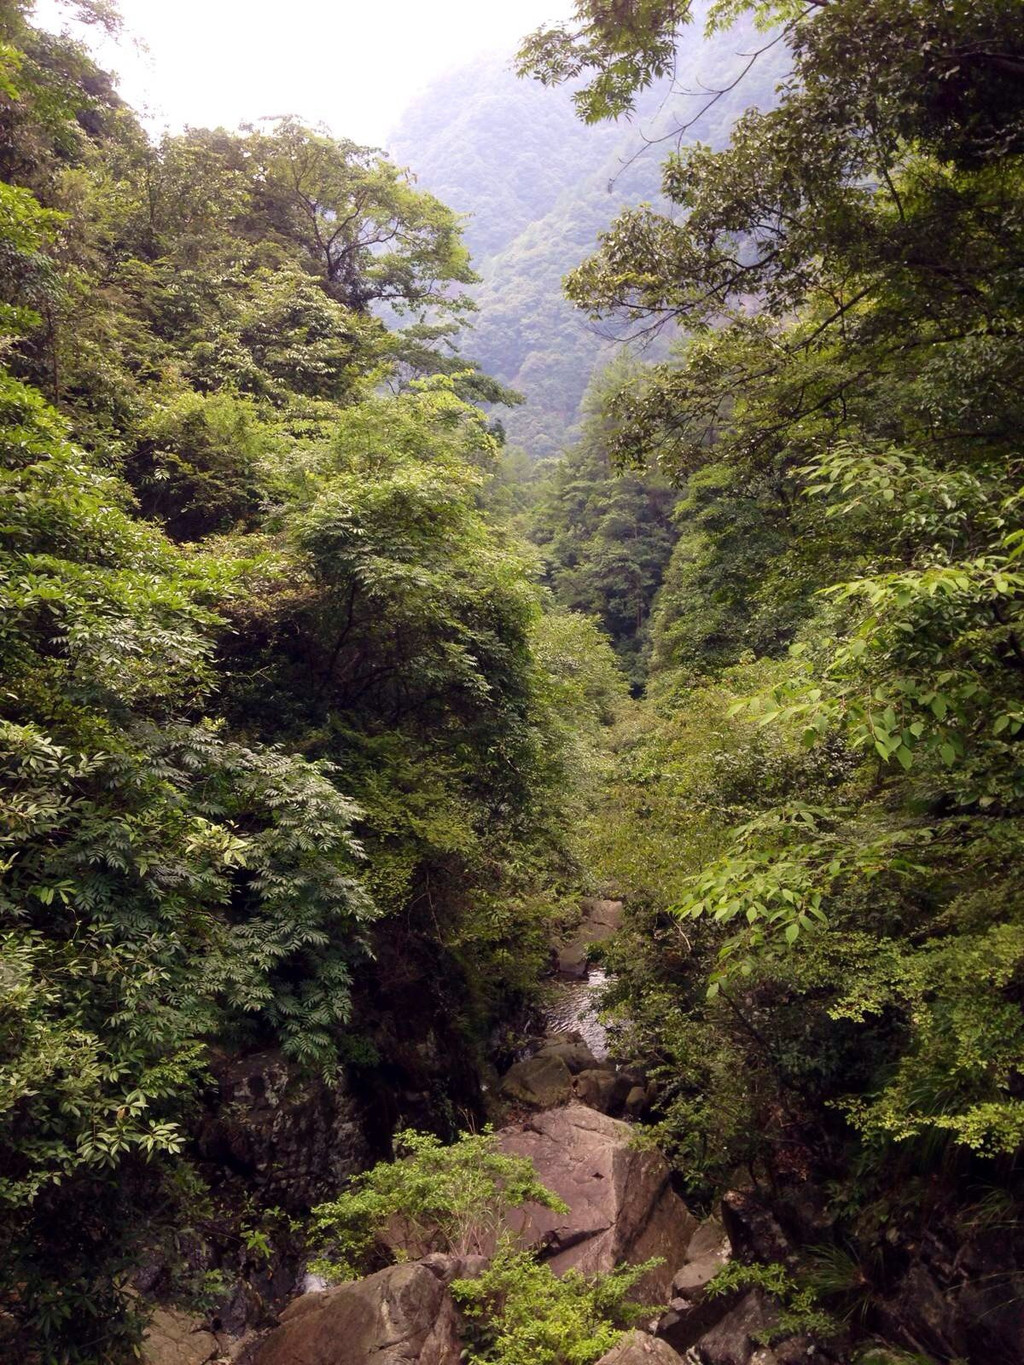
1, 0, 1023, 1363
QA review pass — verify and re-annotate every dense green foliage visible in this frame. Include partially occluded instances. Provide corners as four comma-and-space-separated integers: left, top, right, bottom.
0, 3, 629, 1356
523, 0, 1024, 1354
528, 361, 679, 687
5, 0, 1024, 1358
453, 1243, 656, 1365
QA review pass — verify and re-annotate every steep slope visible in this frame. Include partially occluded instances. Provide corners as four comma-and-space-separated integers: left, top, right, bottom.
390, 27, 788, 456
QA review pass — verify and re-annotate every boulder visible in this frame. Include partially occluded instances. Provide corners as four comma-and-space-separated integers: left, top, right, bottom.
497, 1105, 697, 1300
573, 1068, 632, 1114
654, 1213, 735, 1352
672, 1258, 727, 1301
685, 1218, 730, 1266
537, 1040, 600, 1074
500, 1054, 573, 1107
624, 1086, 648, 1119
253, 1260, 461, 1365
579, 899, 624, 940
670, 1217, 731, 1304
949, 1261, 1024, 1364
873, 1261, 958, 1360
720, 1192, 792, 1265
556, 943, 590, 979
595, 1330, 684, 1365
418, 1252, 489, 1285
142, 1308, 219, 1365
656, 1295, 739, 1357
770, 1337, 819, 1364
216, 1335, 260, 1365
694, 1290, 778, 1365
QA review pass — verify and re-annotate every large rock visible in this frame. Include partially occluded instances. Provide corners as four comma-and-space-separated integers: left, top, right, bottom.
198, 1049, 371, 1212
573, 1068, 632, 1114
694, 1291, 778, 1365
656, 1295, 737, 1357
253, 1261, 461, 1365
672, 1258, 727, 1300
720, 1192, 792, 1266
142, 1308, 219, 1365
500, 1053, 573, 1107
579, 898, 624, 940
624, 1086, 648, 1119
653, 1214, 735, 1354
948, 1258, 1024, 1364
556, 943, 591, 979
686, 1219, 730, 1262
596, 1330, 684, 1365
497, 1105, 697, 1300
671, 1216, 731, 1301
536, 1040, 599, 1074
555, 900, 624, 978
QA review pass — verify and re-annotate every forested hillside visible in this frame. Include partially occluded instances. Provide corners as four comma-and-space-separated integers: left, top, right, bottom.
390, 24, 787, 456
3, 0, 1024, 1363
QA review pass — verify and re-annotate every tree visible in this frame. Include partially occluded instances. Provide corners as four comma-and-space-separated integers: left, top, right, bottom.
530, 362, 678, 687
520, 0, 1024, 477
245, 118, 477, 319
0, 7, 608, 1354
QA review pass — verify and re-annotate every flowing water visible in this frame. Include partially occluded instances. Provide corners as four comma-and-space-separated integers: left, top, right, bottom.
541, 966, 611, 1060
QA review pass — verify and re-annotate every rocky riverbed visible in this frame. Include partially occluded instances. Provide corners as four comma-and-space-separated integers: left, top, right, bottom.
141, 1035, 809, 1365
140, 894, 1024, 1365
231, 1103, 802, 1365
137, 894, 788, 1365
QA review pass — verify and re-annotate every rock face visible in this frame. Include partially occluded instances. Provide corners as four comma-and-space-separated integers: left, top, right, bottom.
693, 1290, 777, 1365
579, 898, 625, 940
573, 1068, 632, 1114
671, 1217, 730, 1302
873, 1254, 1024, 1365
596, 1330, 684, 1365
499, 1053, 574, 1107
720, 1192, 792, 1266
142, 1309, 220, 1365
497, 1105, 696, 1301
198, 1049, 372, 1212
253, 1261, 461, 1365
654, 1216, 734, 1355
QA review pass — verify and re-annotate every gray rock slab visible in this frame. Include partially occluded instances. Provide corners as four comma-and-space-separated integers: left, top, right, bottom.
596, 1329, 683, 1365
255, 1261, 461, 1365
497, 1105, 697, 1301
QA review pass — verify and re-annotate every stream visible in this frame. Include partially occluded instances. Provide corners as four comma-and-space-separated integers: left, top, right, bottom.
541, 966, 611, 1060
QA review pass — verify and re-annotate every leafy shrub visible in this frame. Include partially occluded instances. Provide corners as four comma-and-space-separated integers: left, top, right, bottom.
706, 1261, 839, 1344
452, 1240, 658, 1365
308, 1129, 568, 1281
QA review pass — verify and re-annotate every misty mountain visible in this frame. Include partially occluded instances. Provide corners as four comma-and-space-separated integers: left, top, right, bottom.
389, 22, 788, 456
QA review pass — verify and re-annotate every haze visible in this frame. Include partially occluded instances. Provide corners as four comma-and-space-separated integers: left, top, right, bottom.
32, 0, 572, 147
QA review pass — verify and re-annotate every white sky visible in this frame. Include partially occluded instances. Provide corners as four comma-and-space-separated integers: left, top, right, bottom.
32, 0, 572, 147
